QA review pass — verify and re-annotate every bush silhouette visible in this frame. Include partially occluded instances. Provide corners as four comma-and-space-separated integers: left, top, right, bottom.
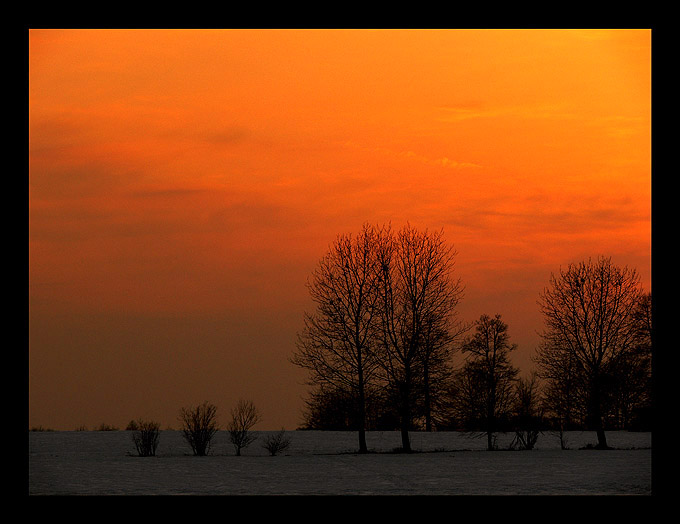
131, 419, 161, 457
179, 401, 219, 456
262, 428, 292, 456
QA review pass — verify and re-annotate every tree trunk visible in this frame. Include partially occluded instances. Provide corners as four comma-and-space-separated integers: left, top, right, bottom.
487, 382, 496, 451
400, 421, 411, 452
399, 381, 412, 452
423, 360, 432, 432
357, 355, 368, 454
358, 427, 367, 454
596, 428, 608, 449
589, 379, 609, 449
357, 384, 367, 453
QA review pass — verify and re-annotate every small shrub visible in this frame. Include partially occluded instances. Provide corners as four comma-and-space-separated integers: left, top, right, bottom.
262, 428, 292, 456
95, 423, 119, 431
580, 442, 614, 450
510, 429, 540, 450
29, 426, 54, 432
131, 419, 161, 457
125, 420, 139, 431
179, 401, 219, 456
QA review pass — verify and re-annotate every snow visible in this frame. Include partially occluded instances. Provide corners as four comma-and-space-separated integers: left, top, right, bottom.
28, 430, 652, 495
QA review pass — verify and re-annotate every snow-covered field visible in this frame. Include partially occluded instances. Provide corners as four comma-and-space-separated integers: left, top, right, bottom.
28, 430, 652, 495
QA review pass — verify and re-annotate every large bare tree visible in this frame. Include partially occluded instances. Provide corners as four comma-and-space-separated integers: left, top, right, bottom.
376, 224, 463, 451
291, 223, 387, 453
537, 257, 645, 449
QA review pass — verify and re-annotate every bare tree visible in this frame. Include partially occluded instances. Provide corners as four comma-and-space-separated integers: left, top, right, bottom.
376, 224, 463, 451
179, 401, 219, 456
460, 314, 519, 450
291, 223, 387, 453
293, 223, 464, 450
227, 399, 261, 456
537, 257, 645, 449
452, 361, 487, 430
534, 340, 585, 449
262, 428, 292, 456
130, 419, 161, 457
511, 372, 543, 450
607, 292, 652, 429
420, 310, 469, 431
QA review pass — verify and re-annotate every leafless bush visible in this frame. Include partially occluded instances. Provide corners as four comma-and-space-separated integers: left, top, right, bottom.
510, 373, 543, 450
29, 426, 54, 432
95, 423, 119, 431
262, 428, 292, 456
228, 399, 261, 456
131, 419, 161, 457
179, 401, 219, 456
511, 428, 541, 451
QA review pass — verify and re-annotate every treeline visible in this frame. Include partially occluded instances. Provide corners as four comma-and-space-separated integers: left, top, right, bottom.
291, 223, 652, 451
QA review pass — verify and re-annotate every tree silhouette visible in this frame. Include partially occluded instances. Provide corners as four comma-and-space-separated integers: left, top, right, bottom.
130, 419, 161, 457
537, 257, 646, 449
511, 372, 543, 450
419, 307, 469, 431
227, 399, 261, 456
534, 338, 585, 447
262, 428, 292, 456
607, 291, 652, 430
178, 401, 219, 456
459, 313, 519, 450
293, 223, 464, 449
375, 224, 463, 451
291, 223, 388, 453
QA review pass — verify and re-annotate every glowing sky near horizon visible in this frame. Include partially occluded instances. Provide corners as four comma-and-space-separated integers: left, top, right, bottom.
29, 29, 651, 431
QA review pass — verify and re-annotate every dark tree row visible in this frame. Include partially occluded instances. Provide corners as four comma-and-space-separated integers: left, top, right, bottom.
292, 224, 652, 452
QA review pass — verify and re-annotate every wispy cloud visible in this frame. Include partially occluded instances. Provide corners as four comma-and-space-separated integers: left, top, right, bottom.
435, 103, 580, 123
342, 140, 482, 170
400, 150, 482, 169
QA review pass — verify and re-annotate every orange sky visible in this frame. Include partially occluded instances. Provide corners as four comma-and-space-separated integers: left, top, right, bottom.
29, 29, 651, 431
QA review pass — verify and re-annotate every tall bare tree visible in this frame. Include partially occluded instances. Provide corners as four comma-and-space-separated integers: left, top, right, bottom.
291, 223, 387, 453
537, 257, 645, 449
376, 224, 463, 451
459, 313, 519, 450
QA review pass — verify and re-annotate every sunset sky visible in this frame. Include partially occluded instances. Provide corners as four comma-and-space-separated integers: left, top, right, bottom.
29, 29, 651, 431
